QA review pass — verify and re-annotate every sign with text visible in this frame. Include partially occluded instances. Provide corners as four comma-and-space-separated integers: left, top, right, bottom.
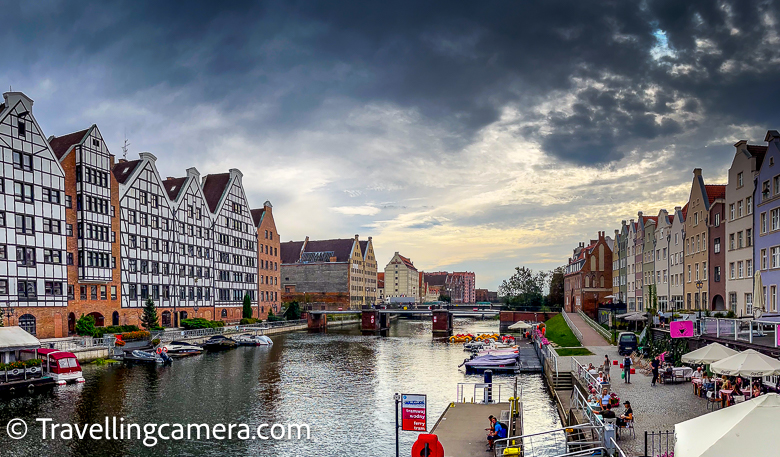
670, 320, 694, 338
401, 394, 427, 432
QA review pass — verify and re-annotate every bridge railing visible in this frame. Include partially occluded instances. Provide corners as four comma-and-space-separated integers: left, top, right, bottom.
577, 310, 613, 343
562, 311, 584, 344
155, 320, 307, 342
571, 357, 602, 393
45, 337, 115, 351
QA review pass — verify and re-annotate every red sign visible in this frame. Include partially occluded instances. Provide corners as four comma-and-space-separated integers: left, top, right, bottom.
670, 320, 694, 338
401, 394, 427, 431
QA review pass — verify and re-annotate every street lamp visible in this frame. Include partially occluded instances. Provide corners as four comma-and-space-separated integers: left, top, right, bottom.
695, 280, 704, 332
3, 304, 14, 326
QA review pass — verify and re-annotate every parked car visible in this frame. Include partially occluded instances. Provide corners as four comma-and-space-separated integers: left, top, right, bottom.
617, 332, 638, 356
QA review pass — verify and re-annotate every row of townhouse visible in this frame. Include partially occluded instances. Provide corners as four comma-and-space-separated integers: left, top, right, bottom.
0, 91, 281, 337
602, 130, 780, 318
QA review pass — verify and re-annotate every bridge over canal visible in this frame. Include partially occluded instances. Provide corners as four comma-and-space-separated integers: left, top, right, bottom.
305, 308, 500, 336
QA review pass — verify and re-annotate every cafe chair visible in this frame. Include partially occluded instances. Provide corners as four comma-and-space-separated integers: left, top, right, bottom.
618, 419, 635, 439
706, 390, 721, 411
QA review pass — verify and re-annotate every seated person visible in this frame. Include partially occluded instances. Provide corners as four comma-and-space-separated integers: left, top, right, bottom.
486, 417, 507, 451
596, 372, 605, 384
617, 401, 633, 427
587, 389, 600, 405
734, 377, 744, 395
692, 366, 704, 379
600, 388, 611, 408
752, 383, 763, 397
595, 403, 616, 421
722, 378, 733, 390
588, 363, 597, 375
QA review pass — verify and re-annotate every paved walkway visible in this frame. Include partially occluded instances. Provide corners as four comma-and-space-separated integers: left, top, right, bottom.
564, 312, 611, 346
559, 346, 708, 457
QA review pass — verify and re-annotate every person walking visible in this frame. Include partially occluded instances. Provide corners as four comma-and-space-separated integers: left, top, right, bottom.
622, 354, 632, 384
603, 355, 611, 382
650, 356, 660, 386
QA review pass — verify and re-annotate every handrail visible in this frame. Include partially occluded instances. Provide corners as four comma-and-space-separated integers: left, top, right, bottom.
495, 423, 603, 444
156, 319, 307, 342
562, 312, 584, 344
577, 310, 613, 343
610, 437, 628, 457
571, 356, 601, 390
46, 337, 115, 351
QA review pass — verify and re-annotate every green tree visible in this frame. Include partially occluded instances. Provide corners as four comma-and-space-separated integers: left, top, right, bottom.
0, 308, 4, 327
140, 298, 160, 330
438, 294, 452, 303
75, 314, 96, 336
499, 266, 550, 310
242, 294, 253, 319
283, 301, 301, 320
547, 266, 565, 306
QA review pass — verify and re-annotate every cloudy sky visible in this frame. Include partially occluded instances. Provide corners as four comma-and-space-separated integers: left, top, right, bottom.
5, 0, 780, 289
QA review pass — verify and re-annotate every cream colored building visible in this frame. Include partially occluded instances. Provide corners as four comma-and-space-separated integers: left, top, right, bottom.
384, 252, 419, 303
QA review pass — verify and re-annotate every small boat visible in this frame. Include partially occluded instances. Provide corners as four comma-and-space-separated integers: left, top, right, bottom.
235, 334, 273, 346
461, 354, 519, 374
160, 341, 203, 357
124, 350, 172, 364
464, 341, 486, 351
201, 335, 237, 351
33, 349, 85, 385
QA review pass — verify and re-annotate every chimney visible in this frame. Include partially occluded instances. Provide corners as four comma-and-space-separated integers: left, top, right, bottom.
119, 158, 127, 163
166, 176, 175, 181
693, 168, 702, 176
675, 206, 682, 212
638, 211, 643, 218
355, 234, 359, 240
109, 154, 115, 167
368, 236, 372, 241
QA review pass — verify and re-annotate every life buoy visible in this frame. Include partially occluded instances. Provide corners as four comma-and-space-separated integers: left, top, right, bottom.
156, 347, 163, 354
163, 347, 168, 353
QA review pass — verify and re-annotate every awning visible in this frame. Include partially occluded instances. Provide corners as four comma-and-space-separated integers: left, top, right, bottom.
0, 326, 41, 351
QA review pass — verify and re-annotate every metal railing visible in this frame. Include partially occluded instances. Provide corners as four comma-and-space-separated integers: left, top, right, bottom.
577, 310, 613, 343
45, 337, 116, 352
610, 437, 628, 457
700, 317, 779, 348
156, 320, 307, 342
571, 357, 602, 390
455, 382, 503, 403
532, 329, 559, 376
495, 423, 607, 457
562, 311, 584, 344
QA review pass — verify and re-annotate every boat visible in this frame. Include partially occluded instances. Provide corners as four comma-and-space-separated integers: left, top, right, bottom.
201, 335, 237, 351
160, 341, 203, 357
35, 349, 85, 385
463, 341, 486, 351
235, 334, 273, 346
124, 350, 172, 364
461, 354, 519, 374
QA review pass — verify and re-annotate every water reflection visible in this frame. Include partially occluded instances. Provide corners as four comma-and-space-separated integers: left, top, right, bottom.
0, 318, 559, 456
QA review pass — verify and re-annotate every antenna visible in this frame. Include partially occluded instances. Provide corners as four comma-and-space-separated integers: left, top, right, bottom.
121, 130, 130, 160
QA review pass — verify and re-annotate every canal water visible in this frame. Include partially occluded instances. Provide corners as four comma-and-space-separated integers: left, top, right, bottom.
0, 318, 560, 456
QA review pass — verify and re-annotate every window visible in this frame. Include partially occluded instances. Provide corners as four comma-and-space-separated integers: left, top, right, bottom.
773, 247, 780, 269
696, 263, 700, 281
738, 171, 744, 187
763, 180, 771, 199
101, 285, 107, 300
129, 284, 137, 300
111, 286, 117, 300
747, 196, 752, 214
91, 285, 97, 300
17, 280, 37, 300
42, 218, 61, 234
714, 213, 720, 226
14, 182, 34, 202
762, 249, 768, 269
746, 293, 753, 315
747, 259, 753, 277
42, 188, 61, 203
704, 261, 707, 279
694, 212, 699, 225
43, 249, 61, 264
762, 212, 768, 233
730, 204, 735, 220
773, 209, 780, 231
738, 261, 744, 278
13, 151, 32, 171
738, 200, 743, 217
713, 265, 720, 282
714, 237, 720, 254
747, 228, 753, 247
16, 247, 35, 266
139, 191, 147, 205
737, 231, 743, 248
45, 281, 63, 296
730, 262, 735, 279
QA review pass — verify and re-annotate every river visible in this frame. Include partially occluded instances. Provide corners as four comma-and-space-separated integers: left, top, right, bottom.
0, 318, 560, 456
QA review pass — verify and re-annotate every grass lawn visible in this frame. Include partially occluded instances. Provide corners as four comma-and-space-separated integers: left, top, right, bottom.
555, 347, 594, 356
543, 314, 582, 347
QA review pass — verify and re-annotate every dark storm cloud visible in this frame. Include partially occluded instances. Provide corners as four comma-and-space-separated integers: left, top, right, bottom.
3, 0, 779, 165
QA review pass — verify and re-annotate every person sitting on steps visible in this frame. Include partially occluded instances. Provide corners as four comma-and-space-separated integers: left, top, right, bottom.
486, 416, 507, 452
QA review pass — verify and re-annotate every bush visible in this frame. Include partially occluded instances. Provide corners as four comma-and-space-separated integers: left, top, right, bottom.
151, 338, 161, 346
713, 312, 725, 318
120, 331, 150, 341
726, 310, 736, 318
94, 325, 140, 337
0, 359, 41, 371
75, 314, 96, 336
240, 318, 259, 325
180, 318, 225, 330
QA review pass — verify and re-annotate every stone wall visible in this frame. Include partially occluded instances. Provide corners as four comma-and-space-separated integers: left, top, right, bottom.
281, 262, 349, 294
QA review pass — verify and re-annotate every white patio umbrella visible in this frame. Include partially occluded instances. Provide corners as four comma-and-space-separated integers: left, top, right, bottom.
508, 321, 532, 330
675, 393, 780, 457
681, 343, 739, 365
710, 349, 780, 377
753, 271, 766, 318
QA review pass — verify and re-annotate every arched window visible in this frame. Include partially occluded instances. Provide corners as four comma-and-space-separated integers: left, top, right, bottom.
19, 314, 36, 335
600, 276, 604, 288
112, 311, 120, 326
585, 276, 590, 288
161, 311, 171, 327
221, 309, 228, 318
590, 256, 596, 271
87, 312, 104, 327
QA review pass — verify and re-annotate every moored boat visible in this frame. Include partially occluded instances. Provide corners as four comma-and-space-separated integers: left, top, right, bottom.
201, 335, 237, 351
160, 341, 203, 357
35, 349, 85, 384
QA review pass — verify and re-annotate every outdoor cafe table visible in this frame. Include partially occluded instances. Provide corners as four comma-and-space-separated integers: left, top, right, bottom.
720, 389, 734, 408
693, 378, 722, 397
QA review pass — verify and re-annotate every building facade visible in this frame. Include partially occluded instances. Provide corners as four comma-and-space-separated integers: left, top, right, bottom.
726, 141, 764, 316
669, 206, 687, 310
626, 219, 637, 310
384, 252, 419, 303
0, 92, 69, 337
563, 231, 613, 318
641, 213, 656, 310
755, 130, 780, 315
252, 201, 281, 318
654, 210, 671, 312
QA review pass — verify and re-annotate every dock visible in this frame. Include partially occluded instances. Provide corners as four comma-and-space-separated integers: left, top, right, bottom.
431, 402, 512, 457
516, 345, 543, 372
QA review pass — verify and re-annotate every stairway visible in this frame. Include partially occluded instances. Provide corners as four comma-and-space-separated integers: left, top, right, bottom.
552, 371, 574, 391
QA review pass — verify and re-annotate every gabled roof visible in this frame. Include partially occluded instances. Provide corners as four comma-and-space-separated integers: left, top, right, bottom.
704, 184, 726, 204
359, 240, 368, 258
280, 241, 306, 264
162, 177, 187, 201
398, 254, 417, 271
112, 160, 142, 184
201, 173, 231, 213
48, 128, 90, 160
305, 239, 356, 262
250, 208, 266, 227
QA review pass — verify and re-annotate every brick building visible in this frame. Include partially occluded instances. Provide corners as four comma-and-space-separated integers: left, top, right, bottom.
280, 235, 376, 310
252, 201, 281, 319
423, 271, 476, 304
563, 231, 614, 319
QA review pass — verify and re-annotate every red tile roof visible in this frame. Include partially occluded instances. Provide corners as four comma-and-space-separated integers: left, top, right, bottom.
704, 184, 726, 204
280, 241, 305, 264
398, 254, 417, 271
49, 128, 90, 159
681, 203, 689, 220
202, 173, 231, 213
162, 177, 187, 201
112, 160, 141, 184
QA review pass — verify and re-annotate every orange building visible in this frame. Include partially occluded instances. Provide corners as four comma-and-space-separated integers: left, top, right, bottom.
252, 201, 281, 318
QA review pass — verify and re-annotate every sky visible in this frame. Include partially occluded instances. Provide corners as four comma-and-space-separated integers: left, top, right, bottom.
4, 0, 780, 290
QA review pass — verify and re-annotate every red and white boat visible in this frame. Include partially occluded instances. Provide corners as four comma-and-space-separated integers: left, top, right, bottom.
35, 349, 85, 385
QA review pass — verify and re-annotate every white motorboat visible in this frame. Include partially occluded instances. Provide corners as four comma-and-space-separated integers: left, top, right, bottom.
160, 341, 203, 357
